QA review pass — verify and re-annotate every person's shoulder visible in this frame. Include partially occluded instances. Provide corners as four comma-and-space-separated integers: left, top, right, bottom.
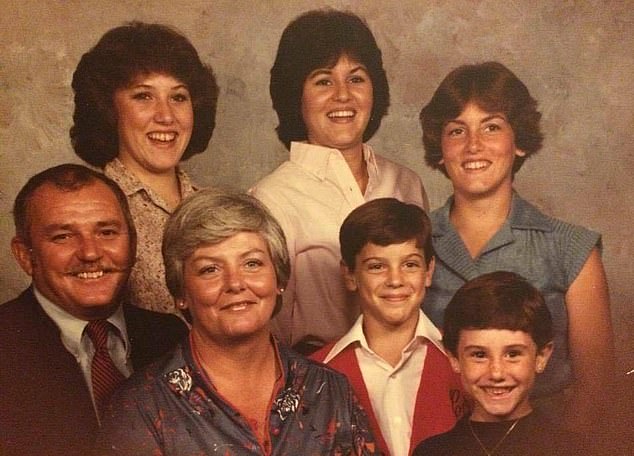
0, 289, 33, 318
526, 409, 591, 452
547, 213, 600, 243
282, 344, 351, 384
123, 305, 188, 350
0, 288, 45, 341
512, 194, 601, 258
429, 198, 452, 229
373, 152, 421, 180
251, 160, 298, 191
125, 304, 186, 329
412, 425, 460, 456
249, 161, 309, 214
144, 344, 186, 377
430, 200, 449, 216
513, 194, 597, 235
104, 344, 187, 420
309, 341, 337, 363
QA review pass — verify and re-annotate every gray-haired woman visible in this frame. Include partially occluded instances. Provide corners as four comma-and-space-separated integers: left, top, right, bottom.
95, 189, 378, 455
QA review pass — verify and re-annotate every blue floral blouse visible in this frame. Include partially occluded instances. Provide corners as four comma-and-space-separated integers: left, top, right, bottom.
95, 336, 379, 455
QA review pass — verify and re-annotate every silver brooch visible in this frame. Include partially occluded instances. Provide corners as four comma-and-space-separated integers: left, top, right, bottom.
274, 388, 301, 421
165, 368, 193, 393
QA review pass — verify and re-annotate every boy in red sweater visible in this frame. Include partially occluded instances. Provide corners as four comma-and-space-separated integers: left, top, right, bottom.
312, 198, 464, 456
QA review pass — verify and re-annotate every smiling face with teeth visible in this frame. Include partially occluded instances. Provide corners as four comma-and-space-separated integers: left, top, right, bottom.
449, 328, 553, 422
343, 240, 434, 332
12, 181, 132, 320
180, 232, 279, 345
301, 54, 373, 156
114, 72, 194, 178
440, 103, 526, 201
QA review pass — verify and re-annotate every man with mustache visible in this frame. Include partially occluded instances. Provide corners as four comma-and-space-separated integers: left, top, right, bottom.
0, 164, 187, 456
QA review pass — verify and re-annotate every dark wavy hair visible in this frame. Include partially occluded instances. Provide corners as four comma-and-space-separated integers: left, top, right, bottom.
419, 61, 543, 177
339, 198, 434, 270
270, 9, 390, 149
442, 271, 553, 356
70, 21, 218, 167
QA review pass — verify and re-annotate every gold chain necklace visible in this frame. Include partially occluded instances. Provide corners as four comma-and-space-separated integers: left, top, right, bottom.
468, 418, 520, 456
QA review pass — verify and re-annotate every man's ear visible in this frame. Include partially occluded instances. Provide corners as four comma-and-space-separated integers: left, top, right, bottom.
340, 260, 357, 292
11, 236, 34, 276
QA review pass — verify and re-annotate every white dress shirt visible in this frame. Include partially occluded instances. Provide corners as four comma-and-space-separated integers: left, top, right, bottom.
35, 287, 132, 415
250, 142, 428, 347
323, 310, 445, 456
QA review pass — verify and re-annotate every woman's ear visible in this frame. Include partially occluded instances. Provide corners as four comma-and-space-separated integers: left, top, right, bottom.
515, 148, 527, 158
176, 298, 189, 310
340, 261, 357, 292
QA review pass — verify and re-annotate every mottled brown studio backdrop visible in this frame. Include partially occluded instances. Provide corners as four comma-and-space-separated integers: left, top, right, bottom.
1, 0, 633, 369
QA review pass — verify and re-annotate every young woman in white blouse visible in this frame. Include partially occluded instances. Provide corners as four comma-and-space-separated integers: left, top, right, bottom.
251, 9, 428, 354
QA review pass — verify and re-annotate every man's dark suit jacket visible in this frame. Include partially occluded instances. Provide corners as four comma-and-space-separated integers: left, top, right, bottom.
0, 287, 188, 456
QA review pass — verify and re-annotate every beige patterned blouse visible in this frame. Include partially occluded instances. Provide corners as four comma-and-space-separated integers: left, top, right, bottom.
105, 158, 197, 320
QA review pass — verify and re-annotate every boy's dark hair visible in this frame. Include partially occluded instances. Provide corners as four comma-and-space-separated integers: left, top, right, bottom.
270, 8, 389, 149
339, 198, 433, 270
443, 271, 553, 356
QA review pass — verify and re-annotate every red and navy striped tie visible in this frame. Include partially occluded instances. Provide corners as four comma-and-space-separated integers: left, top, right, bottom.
85, 320, 126, 417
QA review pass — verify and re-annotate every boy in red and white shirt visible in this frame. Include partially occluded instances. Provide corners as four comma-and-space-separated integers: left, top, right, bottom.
312, 198, 465, 456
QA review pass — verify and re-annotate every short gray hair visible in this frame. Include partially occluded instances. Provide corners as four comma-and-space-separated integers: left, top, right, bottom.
162, 188, 290, 301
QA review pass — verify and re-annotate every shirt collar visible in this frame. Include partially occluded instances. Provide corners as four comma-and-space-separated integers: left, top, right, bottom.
433, 191, 552, 238
323, 309, 445, 363
507, 192, 553, 231
34, 286, 129, 358
289, 141, 379, 181
105, 158, 196, 210
188, 333, 286, 392
104, 158, 145, 196
323, 314, 366, 363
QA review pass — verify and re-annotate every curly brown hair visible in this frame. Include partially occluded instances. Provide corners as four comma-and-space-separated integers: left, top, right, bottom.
70, 22, 218, 167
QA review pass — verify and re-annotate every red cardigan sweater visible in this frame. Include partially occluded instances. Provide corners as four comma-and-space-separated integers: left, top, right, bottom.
312, 340, 465, 456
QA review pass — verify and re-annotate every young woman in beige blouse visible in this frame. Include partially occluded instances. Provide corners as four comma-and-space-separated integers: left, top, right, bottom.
70, 22, 218, 319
